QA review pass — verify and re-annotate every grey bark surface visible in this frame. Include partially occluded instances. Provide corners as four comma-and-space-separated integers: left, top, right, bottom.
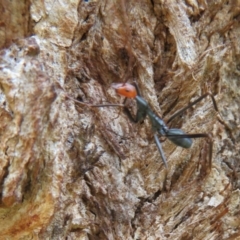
0, 0, 239, 239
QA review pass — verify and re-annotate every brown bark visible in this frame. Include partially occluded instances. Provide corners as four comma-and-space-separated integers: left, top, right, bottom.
0, 0, 239, 239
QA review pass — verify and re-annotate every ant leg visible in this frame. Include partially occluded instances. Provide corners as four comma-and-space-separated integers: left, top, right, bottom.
154, 133, 168, 168
167, 92, 218, 124
166, 133, 213, 169
66, 95, 125, 108
66, 95, 126, 120
67, 92, 146, 123
122, 107, 138, 123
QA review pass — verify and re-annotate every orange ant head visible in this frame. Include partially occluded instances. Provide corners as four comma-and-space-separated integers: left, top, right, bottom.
111, 83, 137, 98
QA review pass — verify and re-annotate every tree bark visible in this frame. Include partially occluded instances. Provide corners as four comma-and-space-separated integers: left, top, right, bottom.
0, 0, 239, 239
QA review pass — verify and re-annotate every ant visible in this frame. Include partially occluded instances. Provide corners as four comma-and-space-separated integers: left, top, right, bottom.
69, 82, 218, 168
111, 82, 219, 168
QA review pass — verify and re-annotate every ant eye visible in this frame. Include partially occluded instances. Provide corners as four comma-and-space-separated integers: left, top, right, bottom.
125, 87, 132, 92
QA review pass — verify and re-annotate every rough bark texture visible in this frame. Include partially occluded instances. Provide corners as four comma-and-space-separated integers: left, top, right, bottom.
0, 0, 240, 239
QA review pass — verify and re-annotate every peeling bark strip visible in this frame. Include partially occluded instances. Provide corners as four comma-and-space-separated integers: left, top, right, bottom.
0, 38, 56, 207
162, 0, 198, 66
0, 0, 240, 239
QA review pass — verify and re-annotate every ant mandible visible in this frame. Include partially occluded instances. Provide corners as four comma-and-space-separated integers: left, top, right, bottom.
111, 82, 219, 168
